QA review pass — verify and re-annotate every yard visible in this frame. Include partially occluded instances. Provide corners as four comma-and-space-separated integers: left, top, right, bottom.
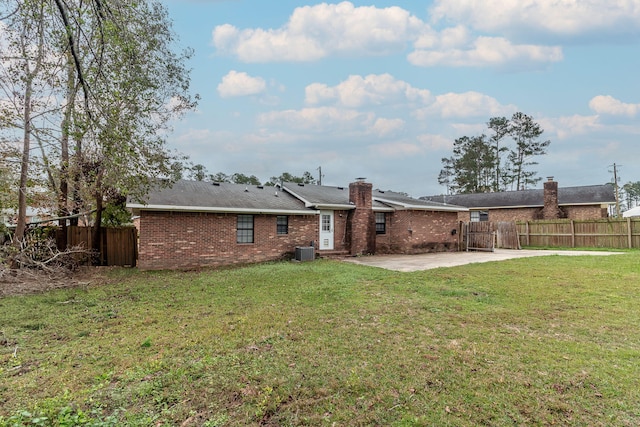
1, 253, 639, 426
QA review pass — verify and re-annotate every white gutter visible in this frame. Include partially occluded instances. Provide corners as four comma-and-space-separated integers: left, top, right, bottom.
373, 206, 395, 212
127, 203, 318, 216
374, 197, 468, 212
313, 204, 355, 210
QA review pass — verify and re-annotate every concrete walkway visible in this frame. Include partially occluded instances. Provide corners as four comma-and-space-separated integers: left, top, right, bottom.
341, 249, 622, 272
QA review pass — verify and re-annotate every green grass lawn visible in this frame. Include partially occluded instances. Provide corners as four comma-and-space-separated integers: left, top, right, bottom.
1, 253, 639, 426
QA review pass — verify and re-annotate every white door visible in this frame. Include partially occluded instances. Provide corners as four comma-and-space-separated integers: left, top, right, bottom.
319, 211, 334, 250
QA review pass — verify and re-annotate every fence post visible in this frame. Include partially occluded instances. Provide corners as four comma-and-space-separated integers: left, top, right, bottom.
465, 222, 469, 252
628, 217, 633, 249
570, 220, 575, 248
525, 221, 530, 246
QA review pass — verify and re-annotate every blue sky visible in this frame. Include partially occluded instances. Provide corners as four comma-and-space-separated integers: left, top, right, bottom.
160, 0, 640, 197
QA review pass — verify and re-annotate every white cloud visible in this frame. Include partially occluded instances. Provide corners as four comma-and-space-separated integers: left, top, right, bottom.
371, 118, 405, 137
430, 0, 640, 39
414, 25, 471, 49
217, 70, 267, 98
212, 1, 425, 62
305, 73, 431, 107
409, 36, 563, 68
257, 106, 376, 133
212, 2, 567, 69
589, 95, 640, 117
540, 115, 602, 140
416, 91, 516, 119
305, 74, 517, 122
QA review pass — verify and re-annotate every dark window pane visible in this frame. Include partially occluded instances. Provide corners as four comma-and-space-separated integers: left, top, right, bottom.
375, 212, 386, 234
237, 215, 254, 243
277, 215, 288, 234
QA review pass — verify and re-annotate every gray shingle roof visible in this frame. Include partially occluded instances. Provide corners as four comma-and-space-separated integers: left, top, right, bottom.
128, 180, 469, 214
128, 180, 313, 214
373, 189, 467, 211
282, 183, 467, 212
422, 184, 615, 208
281, 182, 354, 209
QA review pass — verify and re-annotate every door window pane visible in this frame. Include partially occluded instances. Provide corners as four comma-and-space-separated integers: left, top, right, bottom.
322, 214, 331, 232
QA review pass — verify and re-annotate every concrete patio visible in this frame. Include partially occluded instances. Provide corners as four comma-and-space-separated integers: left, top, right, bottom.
341, 249, 621, 272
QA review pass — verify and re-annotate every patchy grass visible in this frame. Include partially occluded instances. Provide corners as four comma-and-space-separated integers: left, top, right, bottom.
1, 253, 639, 426
520, 245, 632, 252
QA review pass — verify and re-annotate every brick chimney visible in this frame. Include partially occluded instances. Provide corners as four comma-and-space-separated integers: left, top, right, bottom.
542, 177, 561, 219
348, 178, 375, 255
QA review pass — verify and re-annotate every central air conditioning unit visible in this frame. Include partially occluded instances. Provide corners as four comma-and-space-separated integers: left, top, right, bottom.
295, 246, 315, 262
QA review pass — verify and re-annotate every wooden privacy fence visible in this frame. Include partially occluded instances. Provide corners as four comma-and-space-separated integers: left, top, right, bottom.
60, 226, 137, 266
517, 218, 640, 249
463, 221, 521, 251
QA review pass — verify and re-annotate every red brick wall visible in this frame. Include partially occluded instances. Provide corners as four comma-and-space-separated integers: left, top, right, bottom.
332, 210, 349, 252
486, 208, 540, 222
138, 211, 318, 270
458, 205, 608, 223
376, 210, 460, 254
563, 205, 609, 220
348, 181, 375, 255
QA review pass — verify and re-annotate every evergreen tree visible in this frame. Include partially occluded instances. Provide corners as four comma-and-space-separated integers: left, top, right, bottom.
439, 112, 550, 194
506, 112, 550, 190
440, 135, 495, 194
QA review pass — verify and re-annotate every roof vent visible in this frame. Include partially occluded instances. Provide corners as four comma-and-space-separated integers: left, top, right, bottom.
355, 177, 366, 182
337, 186, 344, 190
212, 182, 221, 186
257, 185, 264, 189
245, 186, 249, 192
297, 183, 305, 187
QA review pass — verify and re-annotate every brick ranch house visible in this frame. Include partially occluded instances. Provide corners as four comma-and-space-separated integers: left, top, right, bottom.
127, 179, 467, 270
422, 178, 616, 223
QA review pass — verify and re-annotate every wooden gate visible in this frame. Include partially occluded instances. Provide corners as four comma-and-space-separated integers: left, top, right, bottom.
463, 221, 521, 251
463, 222, 494, 251
496, 221, 521, 249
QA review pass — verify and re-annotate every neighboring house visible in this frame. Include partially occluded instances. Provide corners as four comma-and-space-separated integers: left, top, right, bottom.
623, 206, 640, 218
423, 178, 615, 222
1, 207, 55, 228
127, 179, 467, 270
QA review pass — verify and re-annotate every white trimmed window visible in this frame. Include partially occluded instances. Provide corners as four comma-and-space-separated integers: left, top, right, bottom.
470, 210, 489, 222
375, 212, 386, 234
237, 215, 254, 243
276, 215, 288, 235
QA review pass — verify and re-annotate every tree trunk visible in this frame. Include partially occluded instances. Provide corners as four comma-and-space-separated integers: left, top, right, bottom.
12, 1, 46, 259
91, 168, 104, 265
14, 82, 32, 245
58, 53, 77, 247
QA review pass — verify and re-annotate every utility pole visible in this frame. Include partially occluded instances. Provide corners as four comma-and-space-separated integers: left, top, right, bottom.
317, 166, 324, 185
611, 163, 621, 217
